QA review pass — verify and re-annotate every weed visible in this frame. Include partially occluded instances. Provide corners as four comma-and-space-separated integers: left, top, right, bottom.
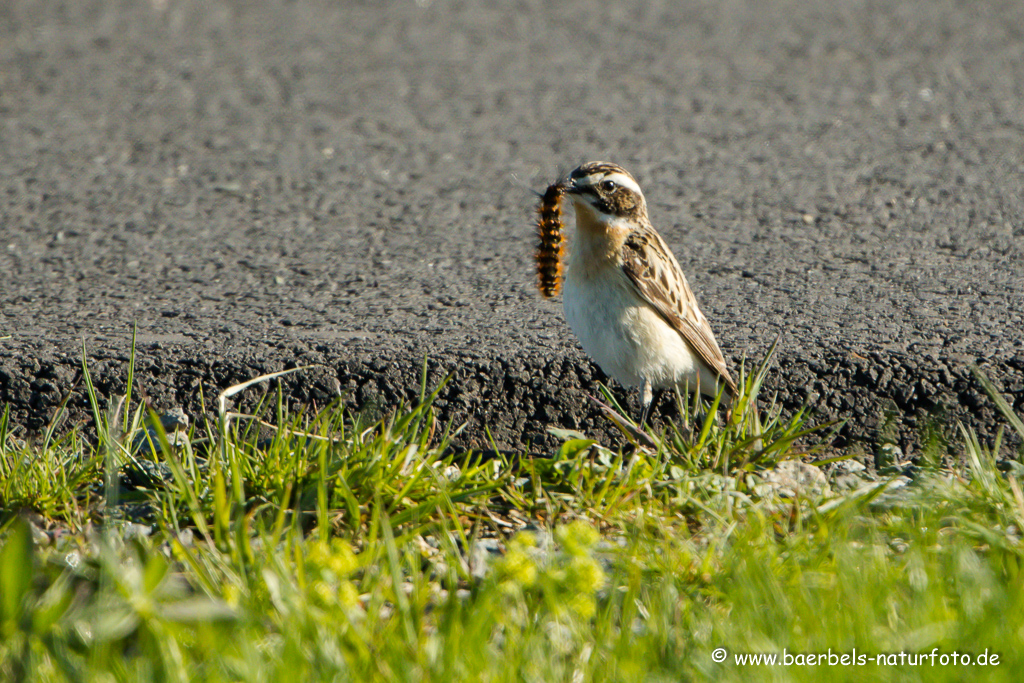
1, 346, 1022, 681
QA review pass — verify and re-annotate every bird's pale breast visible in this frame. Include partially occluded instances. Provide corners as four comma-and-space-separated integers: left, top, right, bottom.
562, 260, 719, 395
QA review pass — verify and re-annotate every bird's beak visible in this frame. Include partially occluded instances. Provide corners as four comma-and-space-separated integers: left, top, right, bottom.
563, 177, 583, 196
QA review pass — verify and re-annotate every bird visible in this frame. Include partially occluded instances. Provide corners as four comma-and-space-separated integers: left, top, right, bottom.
558, 161, 737, 427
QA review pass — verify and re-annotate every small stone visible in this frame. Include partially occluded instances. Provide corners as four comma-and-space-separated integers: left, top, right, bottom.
830, 458, 872, 491
123, 523, 153, 540
469, 538, 503, 580
875, 443, 903, 469
131, 408, 191, 458
758, 460, 830, 499
121, 459, 175, 489
29, 521, 51, 546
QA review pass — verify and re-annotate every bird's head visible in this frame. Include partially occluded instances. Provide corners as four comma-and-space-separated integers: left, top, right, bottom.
564, 161, 648, 226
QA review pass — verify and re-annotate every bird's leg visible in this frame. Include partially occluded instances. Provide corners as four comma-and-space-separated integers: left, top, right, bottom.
639, 378, 653, 429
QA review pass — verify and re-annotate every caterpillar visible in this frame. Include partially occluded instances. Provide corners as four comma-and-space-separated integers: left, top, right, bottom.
535, 181, 567, 298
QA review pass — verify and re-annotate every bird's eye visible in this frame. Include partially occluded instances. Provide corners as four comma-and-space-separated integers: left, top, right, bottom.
600, 179, 617, 192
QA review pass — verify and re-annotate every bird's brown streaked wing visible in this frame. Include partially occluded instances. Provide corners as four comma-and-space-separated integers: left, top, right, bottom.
620, 228, 738, 396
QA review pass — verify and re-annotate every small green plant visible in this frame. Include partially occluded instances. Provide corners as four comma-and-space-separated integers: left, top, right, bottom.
2, 347, 1024, 681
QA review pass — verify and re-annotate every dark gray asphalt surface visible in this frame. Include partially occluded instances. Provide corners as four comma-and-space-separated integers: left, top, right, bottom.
2, 0, 1023, 454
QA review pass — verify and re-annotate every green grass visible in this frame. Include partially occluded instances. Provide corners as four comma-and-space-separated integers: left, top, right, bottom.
1, 346, 1023, 682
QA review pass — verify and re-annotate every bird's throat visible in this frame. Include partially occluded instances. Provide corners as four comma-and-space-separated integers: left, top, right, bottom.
570, 203, 632, 271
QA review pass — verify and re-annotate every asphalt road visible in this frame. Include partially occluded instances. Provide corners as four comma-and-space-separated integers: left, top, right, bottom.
2, 0, 1023, 454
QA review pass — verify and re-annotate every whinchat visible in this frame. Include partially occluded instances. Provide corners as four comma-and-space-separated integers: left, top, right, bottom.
539, 161, 737, 424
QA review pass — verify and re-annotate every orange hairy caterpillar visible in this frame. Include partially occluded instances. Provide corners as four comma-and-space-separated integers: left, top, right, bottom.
535, 181, 567, 298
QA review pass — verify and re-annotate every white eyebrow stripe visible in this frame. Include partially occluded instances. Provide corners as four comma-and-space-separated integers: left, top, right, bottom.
579, 171, 643, 197
602, 172, 642, 196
